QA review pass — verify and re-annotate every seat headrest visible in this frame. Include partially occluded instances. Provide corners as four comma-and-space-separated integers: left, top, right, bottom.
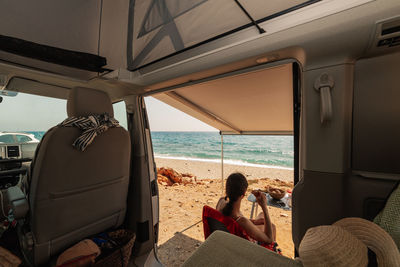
67, 87, 114, 117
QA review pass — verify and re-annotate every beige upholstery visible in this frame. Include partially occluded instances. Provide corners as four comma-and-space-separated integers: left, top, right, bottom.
27, 87, 130, 265
67, 87, 114, 117
183, 231, 302, 267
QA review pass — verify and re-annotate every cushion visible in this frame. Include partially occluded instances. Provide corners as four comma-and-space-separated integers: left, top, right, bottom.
374, 183, 400, 250
182, 231, 301, 267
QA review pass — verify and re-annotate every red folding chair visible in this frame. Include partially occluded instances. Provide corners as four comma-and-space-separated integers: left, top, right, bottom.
202, 205, 250, 240
202, 205, 282, 254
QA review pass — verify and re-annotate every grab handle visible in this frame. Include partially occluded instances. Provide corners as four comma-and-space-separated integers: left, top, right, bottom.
314, 73, 334, 124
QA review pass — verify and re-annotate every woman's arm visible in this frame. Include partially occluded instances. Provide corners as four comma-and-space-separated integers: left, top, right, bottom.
237, 191, 275, 244
250, 217, 265, 225
260, 203, 274, 242
237, 217, 273, 244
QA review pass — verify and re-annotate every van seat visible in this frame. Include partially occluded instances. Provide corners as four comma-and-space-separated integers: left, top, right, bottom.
25, 87, 131, 265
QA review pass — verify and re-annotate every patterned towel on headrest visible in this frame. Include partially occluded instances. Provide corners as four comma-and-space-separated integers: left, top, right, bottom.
60, 113, 120, 151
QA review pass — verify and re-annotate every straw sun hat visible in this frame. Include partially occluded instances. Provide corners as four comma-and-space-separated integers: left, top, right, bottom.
298, 217, 400, 267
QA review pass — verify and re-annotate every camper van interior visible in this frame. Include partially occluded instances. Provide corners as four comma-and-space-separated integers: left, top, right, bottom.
0, 0, 400, 266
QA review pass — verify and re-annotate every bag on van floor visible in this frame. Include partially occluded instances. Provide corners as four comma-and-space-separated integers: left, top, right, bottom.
0, 246, 21, 267
92, 229, 136, 267
56, 229, 135, 267
56, 239, 100, 266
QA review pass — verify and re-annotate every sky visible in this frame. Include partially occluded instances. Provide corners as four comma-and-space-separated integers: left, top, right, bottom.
144, 97, 217, 132
0, 92, 216, 132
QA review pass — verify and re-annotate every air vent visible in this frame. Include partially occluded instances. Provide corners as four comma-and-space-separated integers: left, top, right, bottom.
378, 19, 400, 48
369, 16, 400, 52
381, 20, 400, 36
377, 37, 400, 48
6, 145, 20, 158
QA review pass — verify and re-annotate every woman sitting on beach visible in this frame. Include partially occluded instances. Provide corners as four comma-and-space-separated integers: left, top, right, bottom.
216, 172, 278, 251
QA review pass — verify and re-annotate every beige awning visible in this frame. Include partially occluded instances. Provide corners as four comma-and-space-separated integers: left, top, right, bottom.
153, 63, 294, 134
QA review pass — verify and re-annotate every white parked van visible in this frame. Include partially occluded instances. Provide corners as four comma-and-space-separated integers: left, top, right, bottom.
0, 132, 39, 159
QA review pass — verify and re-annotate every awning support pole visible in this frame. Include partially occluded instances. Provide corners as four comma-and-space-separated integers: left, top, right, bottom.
221, 133, 224, 195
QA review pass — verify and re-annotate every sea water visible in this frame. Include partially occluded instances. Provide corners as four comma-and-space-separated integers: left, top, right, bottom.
150, 132, 293, 169
27, 131, 294, 169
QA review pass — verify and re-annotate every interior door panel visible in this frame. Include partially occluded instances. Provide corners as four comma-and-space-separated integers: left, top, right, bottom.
293, 53, 400, 250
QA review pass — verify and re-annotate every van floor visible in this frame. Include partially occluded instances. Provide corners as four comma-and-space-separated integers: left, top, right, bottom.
156, 175, 294, 266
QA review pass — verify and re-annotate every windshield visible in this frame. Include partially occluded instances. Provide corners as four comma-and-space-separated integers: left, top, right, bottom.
0, 92, 127, 141
0, 92, 67, 134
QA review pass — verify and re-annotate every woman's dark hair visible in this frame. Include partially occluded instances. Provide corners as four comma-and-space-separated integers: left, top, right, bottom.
222, 173, 248, 216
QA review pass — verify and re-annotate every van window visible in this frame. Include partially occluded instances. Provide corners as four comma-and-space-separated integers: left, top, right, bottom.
15, 135, 32, 142
113, 101, 128, 130
0, 135, 15, 143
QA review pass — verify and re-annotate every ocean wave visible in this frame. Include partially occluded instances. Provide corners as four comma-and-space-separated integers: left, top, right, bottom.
227, 148, 293, 156
154, 154, 294, 170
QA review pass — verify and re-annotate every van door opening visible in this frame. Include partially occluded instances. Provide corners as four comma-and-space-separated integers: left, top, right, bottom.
144, 61, 300, 263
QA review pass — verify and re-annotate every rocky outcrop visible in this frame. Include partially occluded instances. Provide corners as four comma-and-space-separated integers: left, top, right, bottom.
157, 167, 200, 186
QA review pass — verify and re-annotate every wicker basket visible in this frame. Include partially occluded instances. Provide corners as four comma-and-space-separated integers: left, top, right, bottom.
94, 229, 135, 267
268, 187, 286, 200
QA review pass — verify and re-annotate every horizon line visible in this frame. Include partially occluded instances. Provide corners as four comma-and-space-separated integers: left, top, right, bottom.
12, 130, 219, 132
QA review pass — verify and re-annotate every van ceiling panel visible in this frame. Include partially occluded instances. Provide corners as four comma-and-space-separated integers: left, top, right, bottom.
154, 63, 293, 134
0, 0, 102, 79
128, 0, 314, 70
0, 0, 101, 54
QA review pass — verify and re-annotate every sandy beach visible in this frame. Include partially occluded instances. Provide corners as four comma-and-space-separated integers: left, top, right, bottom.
155, 157, 294, 266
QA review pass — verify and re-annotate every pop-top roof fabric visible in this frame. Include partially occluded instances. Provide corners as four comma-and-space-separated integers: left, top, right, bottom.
128, 0, 315, 69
